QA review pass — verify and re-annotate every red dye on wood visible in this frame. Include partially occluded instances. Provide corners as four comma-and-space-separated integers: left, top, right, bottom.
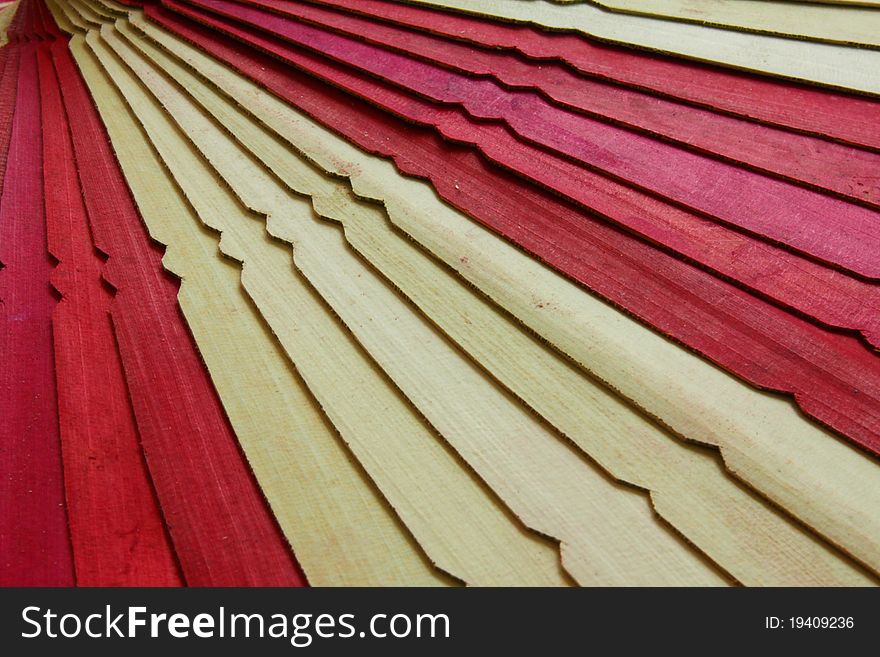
0, 43, 75, 586
241, 0, 880, 211
30, 0, 53, 39
0, 48, 9, 80
182, 0, 880, 281
38, 45, 182, 587
301, 0, 880, 153
149, 4, 880, 457
50, 38, 305, 587
156, 4, 880, 348
0, 47, 20, 203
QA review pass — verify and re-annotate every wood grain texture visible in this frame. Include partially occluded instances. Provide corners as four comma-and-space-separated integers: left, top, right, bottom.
102, 19, 724, 587
71, 31, 448, 588
301, 0, 880, 153
124, 11, 879, 586
48, 0, 306, 586
142, 4, 880, 577
38, 43, 181, 586
0, 39, 74, 587
181, 0, 880, 280
213, 19, 880, 354
396, 0, 880, 95
247, 0, 880, 211
0, 41, 18, 203
546, 0, 880, 48
226, 47, 880, 351
150, 3, 880, 462
80, 23, 569, 589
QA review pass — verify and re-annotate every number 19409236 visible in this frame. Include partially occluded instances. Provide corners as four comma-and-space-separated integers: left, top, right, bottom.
765, 616, 854, 629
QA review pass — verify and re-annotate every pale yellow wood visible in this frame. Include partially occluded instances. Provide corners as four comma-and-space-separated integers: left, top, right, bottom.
94, 0, 130, 10
78, 0, 123, 20
103, 20, 727, 587
131, 13, 880, 578
80, 27, 571, 588
402, 0, 880, 95
47, 0, 87, 32
53, 18, 453, 590
120, 15, 878, 587
66, 0, 104, 28
549, 0, 880, 48
45, 0, 75, 34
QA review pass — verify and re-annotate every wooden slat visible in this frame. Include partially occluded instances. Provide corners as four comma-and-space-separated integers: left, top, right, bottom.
141, 4, 880, 577
82, 22, 569, 587
47, 0, 306, 586
249, 0, 880, 210
150, 2, 880, 466
38, 42, 181, 586
104, 18, 722, 586
396, 0, 880, 95
547, 0, 880, 49
124, 10, 879, 586
66, 30, 449, 589
302, 0, 880, 152
0, 41, 74, 586
182, 0, 880, 280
